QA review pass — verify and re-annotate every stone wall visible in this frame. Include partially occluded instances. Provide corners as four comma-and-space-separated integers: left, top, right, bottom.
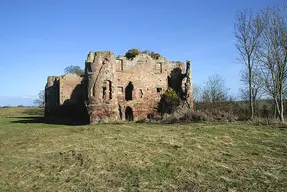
45, 73, 88, 121
59, 73, 83, 105
114, 54, 185, 121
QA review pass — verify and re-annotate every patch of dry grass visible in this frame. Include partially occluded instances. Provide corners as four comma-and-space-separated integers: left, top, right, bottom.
0, 108, 286, 191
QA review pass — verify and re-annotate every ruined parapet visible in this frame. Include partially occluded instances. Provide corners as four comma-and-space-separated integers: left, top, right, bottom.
86, 51, 119, 123
116, 53, 165, 73
168, 61, 185, 72
167, 61, 186, 98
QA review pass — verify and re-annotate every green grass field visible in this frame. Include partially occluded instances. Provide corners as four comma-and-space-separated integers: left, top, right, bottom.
0, 108, 286, 191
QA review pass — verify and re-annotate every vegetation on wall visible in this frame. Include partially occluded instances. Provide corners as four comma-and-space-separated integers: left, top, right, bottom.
125, 48, 161, 60
158, 88, 181, 115
125, 48, 141, 60
149, 52, 161, 60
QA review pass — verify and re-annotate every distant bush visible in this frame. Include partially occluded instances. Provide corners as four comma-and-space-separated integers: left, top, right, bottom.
2, 106, 11, 108
154, 96, 282, 124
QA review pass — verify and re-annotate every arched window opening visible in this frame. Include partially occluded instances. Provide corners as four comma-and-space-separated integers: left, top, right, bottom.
102, 80, 112, 100
125, 81, 134, 101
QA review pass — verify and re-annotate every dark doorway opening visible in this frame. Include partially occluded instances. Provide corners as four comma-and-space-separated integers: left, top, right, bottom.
125, 81, 134, 101
118, 104, 123, 120
125, 106, 134, 121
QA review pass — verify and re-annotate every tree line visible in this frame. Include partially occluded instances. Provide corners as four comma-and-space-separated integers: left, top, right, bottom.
235, 2, 287, 122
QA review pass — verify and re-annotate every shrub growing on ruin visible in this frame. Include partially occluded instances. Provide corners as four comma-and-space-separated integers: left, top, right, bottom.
125, 49, 161, 60
125, 48, 141, 60
158, 88, 181, 115
149, 52, 161, 60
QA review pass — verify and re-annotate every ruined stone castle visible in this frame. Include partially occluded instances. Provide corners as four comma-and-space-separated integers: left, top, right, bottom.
45, 51, 193, 123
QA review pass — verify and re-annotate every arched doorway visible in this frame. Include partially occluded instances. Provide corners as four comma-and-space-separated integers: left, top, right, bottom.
125, 106, 134, 121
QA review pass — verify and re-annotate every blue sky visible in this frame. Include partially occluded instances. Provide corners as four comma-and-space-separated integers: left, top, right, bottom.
0, 0, 284, 106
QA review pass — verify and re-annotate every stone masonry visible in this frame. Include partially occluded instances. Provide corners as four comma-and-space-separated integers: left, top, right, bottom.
45, 51, 193, 123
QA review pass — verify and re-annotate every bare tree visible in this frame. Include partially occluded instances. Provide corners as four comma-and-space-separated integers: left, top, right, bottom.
34, 90, 45, 108
192, 83, 201, 102
192, 83, 202, 111
258, 4, 287, 122
202, 74, 229, 103
235, 10, 263, 119
64, 65, 84, 76
239, 67, 265, 107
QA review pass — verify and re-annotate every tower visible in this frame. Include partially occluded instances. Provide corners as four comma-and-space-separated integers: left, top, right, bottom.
85, 51, 119, 123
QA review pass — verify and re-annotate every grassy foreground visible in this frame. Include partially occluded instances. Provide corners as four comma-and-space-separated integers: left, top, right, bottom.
0, 108, 286, 191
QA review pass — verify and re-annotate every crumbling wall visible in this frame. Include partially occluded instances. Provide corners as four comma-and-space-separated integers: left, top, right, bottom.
185, 61, 193, 109
58, 73, 88, 120
167, 61, 186, 98
86, 51, 119, 123
59, 73, 83, 105
115, 54, 171, 121
115, 54, 192, 121
45, 73, 88, 121
45, 76, 60, 116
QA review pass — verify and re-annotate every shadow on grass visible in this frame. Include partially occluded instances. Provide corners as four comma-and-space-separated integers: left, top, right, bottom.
10, 116, 89, 126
